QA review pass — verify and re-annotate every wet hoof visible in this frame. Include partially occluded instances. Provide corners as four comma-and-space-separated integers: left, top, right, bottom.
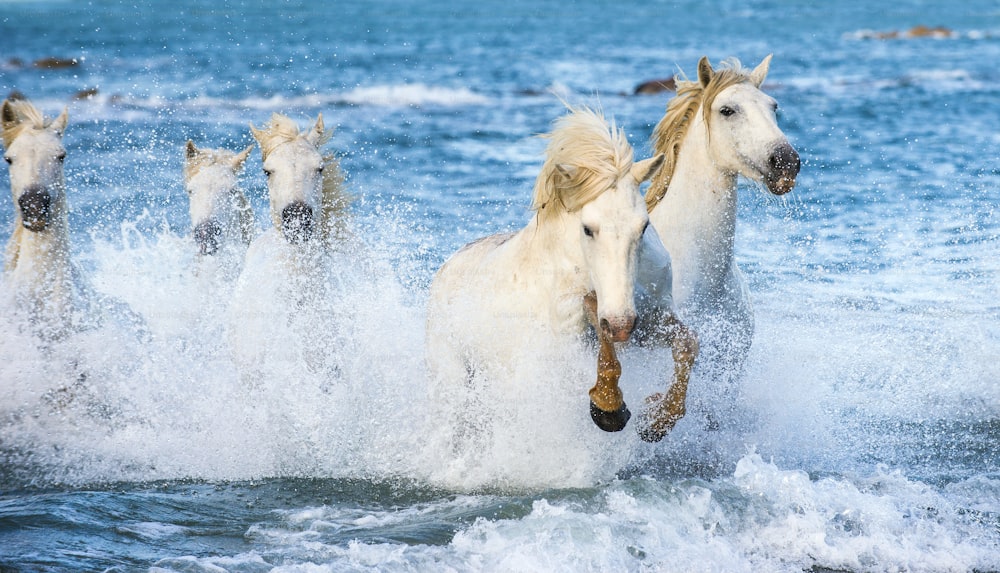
635, 400, 679, 443
590, 401, 631, 432
637, 422, 668, 443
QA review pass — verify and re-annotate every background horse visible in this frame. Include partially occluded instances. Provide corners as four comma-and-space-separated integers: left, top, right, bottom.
427, 105, 692, 446
183, 141, 255, 259
249, 112, 349, 250
2, 98, 84, 340
645, 55, 800, 401
230, 113, 354, 388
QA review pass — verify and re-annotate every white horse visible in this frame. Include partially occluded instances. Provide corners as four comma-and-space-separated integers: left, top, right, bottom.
2, 98, 85, 339
183, 140, 255, 258
645, 55, 800, 390
230, 113, 352, 385
2, 98, 147, 347
427, 105, 697, 443
249, 112, 349, 250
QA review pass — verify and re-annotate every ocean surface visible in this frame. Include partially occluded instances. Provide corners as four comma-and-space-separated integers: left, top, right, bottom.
1, 0, 999, 571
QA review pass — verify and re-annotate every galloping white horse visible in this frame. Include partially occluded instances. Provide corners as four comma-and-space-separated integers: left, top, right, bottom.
2, 98, 146, 345
2, 98, 82, 338
427, 105, 696, 442
183, 141, 255, 258
230, 112, 351, 385
645, 55, 800, 388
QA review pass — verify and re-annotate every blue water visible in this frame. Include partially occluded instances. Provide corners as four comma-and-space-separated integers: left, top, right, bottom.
2, 0, 999, 571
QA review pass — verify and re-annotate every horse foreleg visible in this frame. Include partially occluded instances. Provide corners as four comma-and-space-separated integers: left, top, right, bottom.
584, 292, 631, 432
639, 310, 698, 442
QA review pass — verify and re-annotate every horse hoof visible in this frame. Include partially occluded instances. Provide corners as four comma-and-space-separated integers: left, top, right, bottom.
590, 401, 631, 432
637, 424, 668, 443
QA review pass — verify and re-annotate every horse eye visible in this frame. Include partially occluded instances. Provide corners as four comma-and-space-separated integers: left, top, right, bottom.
719, 106, 736, 117
3, 156, 10, 164
263, 168, 272, 177
56, 153, 66, 162
317, 165, 324, 173
583, 225, 594, 237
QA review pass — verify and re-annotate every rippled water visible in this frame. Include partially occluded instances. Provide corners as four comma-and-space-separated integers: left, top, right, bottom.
1, 0, 999, 571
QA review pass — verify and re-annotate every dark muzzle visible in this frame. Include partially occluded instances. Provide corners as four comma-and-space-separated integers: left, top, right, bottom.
281, 201, 314, 244
764, 143, 801, 196
18, 186, 52, 232
193, 219, 223, 256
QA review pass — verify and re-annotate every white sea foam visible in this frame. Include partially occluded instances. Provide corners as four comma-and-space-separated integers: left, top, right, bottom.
157, 454, 1000, 572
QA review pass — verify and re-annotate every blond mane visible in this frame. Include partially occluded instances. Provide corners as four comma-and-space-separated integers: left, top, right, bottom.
1, 99, 48, 148
253, 113, 352, 242
645, 58, 754, 212
531, 106, 634, 220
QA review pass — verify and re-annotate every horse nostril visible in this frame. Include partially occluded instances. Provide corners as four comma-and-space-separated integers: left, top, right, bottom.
600, 318, 612, 336
600, 316, 636, 342
769, 143, 801, 176
281, 201, 314, 244
193, 219, 223, 256
18, 186, 52, 232
765, 143, 800, 195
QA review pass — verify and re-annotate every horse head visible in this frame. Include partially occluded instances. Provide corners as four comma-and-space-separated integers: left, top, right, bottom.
183, 141, 254, 255
250, 113, 328, 245
2, 99, 68, 233
574, 154, 663, 342
534, 107, 664, 343
698, 55, 800, 196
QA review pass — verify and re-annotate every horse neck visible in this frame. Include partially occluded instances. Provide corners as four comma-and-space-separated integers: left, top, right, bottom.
6, 202, 72, 284
515, 209, 587, 289
650, 122, 739, 273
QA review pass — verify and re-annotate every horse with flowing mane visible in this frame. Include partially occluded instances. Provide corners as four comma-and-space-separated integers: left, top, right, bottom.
645, 55, 800, 397
427, 105, 697, 443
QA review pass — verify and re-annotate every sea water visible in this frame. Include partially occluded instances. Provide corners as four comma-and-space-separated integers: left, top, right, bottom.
1, 0, 998, 571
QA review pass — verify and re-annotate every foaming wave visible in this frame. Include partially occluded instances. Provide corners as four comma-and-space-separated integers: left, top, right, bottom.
154, 454, 1000, 572
64, 84, 493, 124
336, 84, 491, 107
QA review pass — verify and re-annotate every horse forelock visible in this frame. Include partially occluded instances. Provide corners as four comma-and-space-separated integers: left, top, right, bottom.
646, 58, 753, 211
1, 100, 49, 149
255, 113, 331, 160
184, 147, 240, 182
531, 106, 634, 219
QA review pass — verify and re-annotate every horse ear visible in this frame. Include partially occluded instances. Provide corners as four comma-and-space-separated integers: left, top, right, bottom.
306, 113, 324, 145
233, 144, 254, 170
631, 154, 665, 184
697, 56, 714, 87
1, 100, 17, 133
49, 107, 69, 136
555, 164, 577, 181
749, 54, 772, 88
249, 123, 265, 145
185, 140, 199, 160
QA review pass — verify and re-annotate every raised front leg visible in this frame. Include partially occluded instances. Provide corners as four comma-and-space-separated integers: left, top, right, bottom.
584, 292, 631, 432
638, 309, 698, 442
